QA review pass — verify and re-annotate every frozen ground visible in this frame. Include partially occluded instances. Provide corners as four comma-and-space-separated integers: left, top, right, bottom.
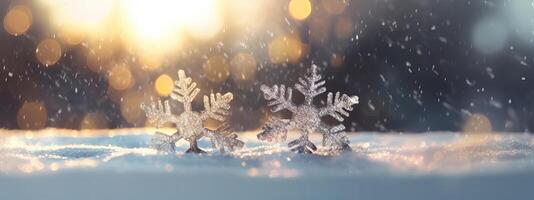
1, 129, 534, 200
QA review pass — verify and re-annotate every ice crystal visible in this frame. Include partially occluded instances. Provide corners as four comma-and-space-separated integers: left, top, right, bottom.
258, 64, 359, 154
141, 70, 244, 154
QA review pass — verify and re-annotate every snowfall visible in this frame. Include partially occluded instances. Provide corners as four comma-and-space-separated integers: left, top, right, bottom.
1, 128, 534, 200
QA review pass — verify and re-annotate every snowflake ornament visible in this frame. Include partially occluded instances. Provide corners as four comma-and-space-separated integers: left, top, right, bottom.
141, 70, 244, 154
258, 64, 359, 154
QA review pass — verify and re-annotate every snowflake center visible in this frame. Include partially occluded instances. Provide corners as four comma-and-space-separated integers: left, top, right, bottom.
293, 105, 320, 134
177, 111, 203, 139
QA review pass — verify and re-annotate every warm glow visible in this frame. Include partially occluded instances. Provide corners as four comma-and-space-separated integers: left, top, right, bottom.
463, 113, 492, 133
230, 52, 257, 82
39, 0, 113, 33
120, 91, 146, 126
289, 0, 312, 20
155, 74, 174, 96
108, 63, 133, 91
203, 55, 230, 83
122, 0, 222, 54
3, 5, 32, 36
17, 101, 47, 129
36, 38, 62, 67
268, 35, 303, 64
80, 112, 110, 129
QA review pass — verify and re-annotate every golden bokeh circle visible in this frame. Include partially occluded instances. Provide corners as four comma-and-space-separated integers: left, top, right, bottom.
268, 35, 303, 64
289, 0, 312, 21
120, 91, 145, 126
463, 113, 492, 133
3, 5, 32, 36
230, 52, 257, 82
203, 55, 230, 83
36, 38, 62, 66
17, 101, 47, 130
155, 74, 174, 96
59, 28, 86, 46
80, 112, 109, 129
108, 63, 133, 91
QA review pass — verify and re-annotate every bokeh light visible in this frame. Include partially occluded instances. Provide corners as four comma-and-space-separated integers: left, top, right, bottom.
472, 18, 507, 55
230, 52, 257, 83
59, 28, 86, 46
38, 0, 113, 34
289, 0, 312, 21
80, 112, 109, 129
17, 101, 47, 129
268, 35, 303, 64
36, 38, 62, 67
120, 91, 146, 126
463, 113, 492, 133
203, 55, 230, 83
108, 63, 133, 91
3, 5, 32, 36
154, 74, 174, 97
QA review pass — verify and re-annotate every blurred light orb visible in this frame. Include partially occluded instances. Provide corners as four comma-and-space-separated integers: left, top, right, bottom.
155, 74, 174, 96
120, 91, 146, 126
203, 55, 230, 83
183, 0, 223, 40
17, 101, 47, 130
229, 0, 267, 30
40, 0, 113, 33
230, 52, 257, 82
269, 35, 303, 64
139, 53, 164, 71
59, 28, 86, 46
463, 113, 492, 133
108, 63, 133, 91
289, 0, 312, 20
122, 0, 221, 54
36, 38, 62, 66
80, 112, 109, 129
3, 5, 32, 36
503, 0, 534, 42
86, 40, 114, 73
472, 18, 507, 55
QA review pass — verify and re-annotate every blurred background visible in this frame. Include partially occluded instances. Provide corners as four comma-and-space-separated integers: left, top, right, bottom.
0, 0, 533, 133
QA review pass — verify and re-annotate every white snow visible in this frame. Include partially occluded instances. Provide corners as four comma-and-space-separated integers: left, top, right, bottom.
1, 129, 534, 200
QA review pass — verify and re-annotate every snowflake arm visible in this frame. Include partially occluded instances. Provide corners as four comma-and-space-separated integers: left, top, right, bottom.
319, 92, 359, 121
288, 135, 317, 154
150, 131, 182, 153
205, 125, 244, 153
141, 100, 176, 127
201, 93, 233, 121
319, 124, 352, 152
295, 64, 326, 105
170, 70, 200, 111
257, 117, 292, 142
260, 84, 296, 112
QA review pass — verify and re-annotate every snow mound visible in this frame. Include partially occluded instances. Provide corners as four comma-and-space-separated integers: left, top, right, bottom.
1, 129, 534, 200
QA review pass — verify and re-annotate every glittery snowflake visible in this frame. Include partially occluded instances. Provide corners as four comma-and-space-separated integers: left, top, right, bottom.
141, 70, 244, 154
258, 64, 359, 154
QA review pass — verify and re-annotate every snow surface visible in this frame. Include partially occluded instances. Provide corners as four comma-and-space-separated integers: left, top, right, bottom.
1, 129, 534, 200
